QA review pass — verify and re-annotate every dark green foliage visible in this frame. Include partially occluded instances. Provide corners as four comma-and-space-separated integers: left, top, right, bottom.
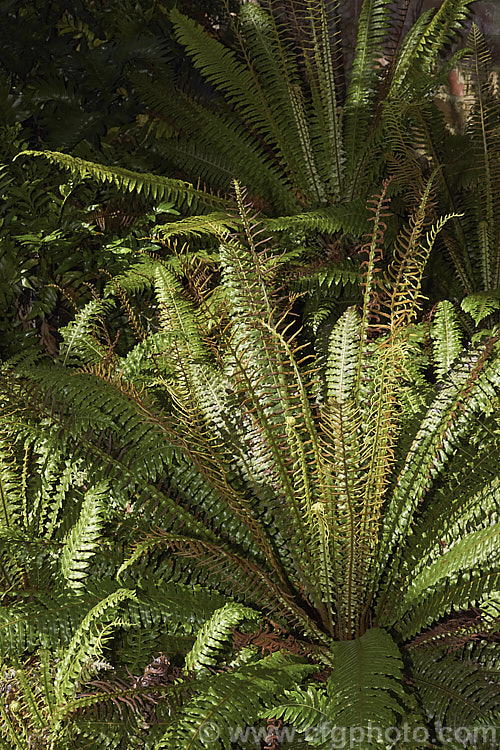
1, 1, 499, 747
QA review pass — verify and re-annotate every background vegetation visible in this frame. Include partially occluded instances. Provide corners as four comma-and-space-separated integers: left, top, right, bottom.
0, 1, 499, 748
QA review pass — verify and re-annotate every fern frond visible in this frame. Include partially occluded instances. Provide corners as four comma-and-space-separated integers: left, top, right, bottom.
185, 603, 260, 673
377, 337, 500, 593
0, 438, 22, 528
157, 654, 315, 750
343, 0, 392, 183
131, 71, 299, 213
410, 644, 500, 729
60, 483, 107, 591
465, 24, 500, 291
389, 0, 473, 97
275, 629, 408, 739
238, 3, 326, 204
58, 298, 113, 367
154, 212, 238, 242
265, 200, 370, 235
17, 150, 230, 212
170, 9, 310, 202
324, 307, 361, 403
392, 522, 500, 633
431, 300, 463, 379
54, 588, 136, 700
461, 292, 500, 326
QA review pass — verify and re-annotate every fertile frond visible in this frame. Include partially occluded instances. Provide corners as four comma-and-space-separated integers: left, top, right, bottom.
383, 175, 458, 332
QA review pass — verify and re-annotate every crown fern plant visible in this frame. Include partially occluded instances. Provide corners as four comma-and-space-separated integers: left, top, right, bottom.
0, 179, 499, 747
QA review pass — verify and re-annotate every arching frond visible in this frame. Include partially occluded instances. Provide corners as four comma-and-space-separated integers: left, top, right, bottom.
16, 150, 230, 212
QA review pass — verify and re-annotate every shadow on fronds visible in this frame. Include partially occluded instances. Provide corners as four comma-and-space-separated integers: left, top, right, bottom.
383, 24, 500, 330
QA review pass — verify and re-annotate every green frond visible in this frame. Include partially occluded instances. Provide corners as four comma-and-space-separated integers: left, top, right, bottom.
407, 466, 500, 590
465, 24, 500, 292
60, 483, 107, 591
124, 581, 230, 638
326, 628, 406, 727
275, 629, 408, 741
0, 439, 22, 528
430, 300, 463, 379
154, 212, 238, 242
0, 592, 90, 656
392, 522, 500, 634
157, 654, 315, 749
387, 9, 435, 99
54, 588, 136, 701
185, 603, 260, 673
287, 0, 344, 198
343, 0, 392, 183
238, 3, 326, 204
377, 338, 500, 594
265, 200, 370, 236
461, 292, 500, 327
130, 71, 299, 212
260, 0, 345, 199
410, 644, 500, 730
16, 150, 230, 212
170, 9, 307, 200
389, 0, 473, 97
104, 257, 158, 298
58, 298, 113, 367
324, 307, 361, 403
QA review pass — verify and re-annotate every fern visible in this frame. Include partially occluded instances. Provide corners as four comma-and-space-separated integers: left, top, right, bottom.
16, 150, 230, 212
431, 299, 463, 378
185, 603, 260, 673
158, 654, 315, 749
2, 180, 499, 743
461, 292, 500, 326
275, 629, 408, 742
54, 588, 136, 700
410, 644, 500, 730
60, 483, 107, 591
